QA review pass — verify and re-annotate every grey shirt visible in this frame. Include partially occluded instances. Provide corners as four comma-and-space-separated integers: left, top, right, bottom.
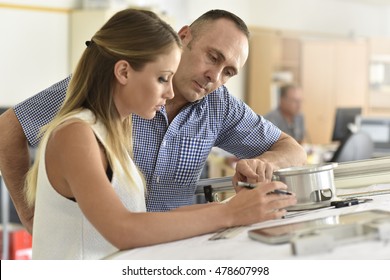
265, 108, 305, 142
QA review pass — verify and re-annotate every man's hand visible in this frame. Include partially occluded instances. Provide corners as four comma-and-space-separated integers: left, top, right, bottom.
232, 158, 275, 192
232, 132, 306, 192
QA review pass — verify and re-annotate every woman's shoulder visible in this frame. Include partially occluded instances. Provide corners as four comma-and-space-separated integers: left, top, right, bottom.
49, 118, 96, 150
50, 109, 96, 139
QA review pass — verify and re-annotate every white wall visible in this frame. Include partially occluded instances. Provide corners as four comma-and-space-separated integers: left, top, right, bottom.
0, 0, 80, 8
1, 0, 390, 106
387, 6, 390, 35
0, 7, 69, 107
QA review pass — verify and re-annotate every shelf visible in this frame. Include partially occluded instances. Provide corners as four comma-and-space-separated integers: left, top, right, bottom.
334, 157, 390, 189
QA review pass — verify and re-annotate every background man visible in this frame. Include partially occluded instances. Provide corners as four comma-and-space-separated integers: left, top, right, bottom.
265, 84, 306, 144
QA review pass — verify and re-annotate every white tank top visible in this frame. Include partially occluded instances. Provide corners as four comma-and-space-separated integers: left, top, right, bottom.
32, 109, 146, 259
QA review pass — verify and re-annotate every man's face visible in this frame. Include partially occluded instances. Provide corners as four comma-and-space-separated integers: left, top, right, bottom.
281, 88, 303, 116
173, 19, 249, 103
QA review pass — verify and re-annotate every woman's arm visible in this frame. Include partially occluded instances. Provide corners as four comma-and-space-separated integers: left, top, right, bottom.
48, 121, 296, 250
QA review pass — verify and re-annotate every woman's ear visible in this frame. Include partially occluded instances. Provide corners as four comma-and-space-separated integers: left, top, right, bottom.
114, 60, 131, 85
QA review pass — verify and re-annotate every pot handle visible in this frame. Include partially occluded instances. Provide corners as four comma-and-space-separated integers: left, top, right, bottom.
310, 188, 333, 202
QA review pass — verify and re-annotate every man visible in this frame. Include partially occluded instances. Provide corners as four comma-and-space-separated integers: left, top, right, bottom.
265, 84, 305, 144
0, 10, 306, 233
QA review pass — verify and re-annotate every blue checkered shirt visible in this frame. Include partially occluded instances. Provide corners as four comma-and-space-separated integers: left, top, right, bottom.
14, 76, 281, 211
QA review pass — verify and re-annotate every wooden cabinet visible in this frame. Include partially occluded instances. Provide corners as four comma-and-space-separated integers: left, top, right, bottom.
301, 41, 335, 145
278, 36, 302, 86
246, 26, 390, 146
246, 28, 280, 115
246, 27, 302, 115
246, 27, 372, 145
301, 39, 368, 144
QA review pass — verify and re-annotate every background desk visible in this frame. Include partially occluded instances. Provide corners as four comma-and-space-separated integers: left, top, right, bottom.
107, 193, 390, 260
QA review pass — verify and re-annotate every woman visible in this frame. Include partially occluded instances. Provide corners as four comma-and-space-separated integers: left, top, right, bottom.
25, 8, 295, 260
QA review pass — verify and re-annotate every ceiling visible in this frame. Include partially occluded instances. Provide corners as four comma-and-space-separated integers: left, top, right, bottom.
334, 0, 390, 6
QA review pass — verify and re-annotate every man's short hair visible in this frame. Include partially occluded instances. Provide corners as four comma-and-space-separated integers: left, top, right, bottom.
190, 9, 250, 40
279, 84, 299, 99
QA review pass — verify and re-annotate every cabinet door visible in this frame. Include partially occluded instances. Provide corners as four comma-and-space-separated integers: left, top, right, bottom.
302, 40, 368, 144
247, 31, 281, 115
302, 41, 335, 144
334, 41, 368, 108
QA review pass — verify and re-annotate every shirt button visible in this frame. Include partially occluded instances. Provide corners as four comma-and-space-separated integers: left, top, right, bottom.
156, 176, 160, 183
162, 141, 166, 147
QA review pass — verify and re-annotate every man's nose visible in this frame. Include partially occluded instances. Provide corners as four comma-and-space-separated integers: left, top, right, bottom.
205, 66, 222, 83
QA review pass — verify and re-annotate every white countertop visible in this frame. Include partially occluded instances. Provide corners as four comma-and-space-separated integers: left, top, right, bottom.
106, 193, 390, 260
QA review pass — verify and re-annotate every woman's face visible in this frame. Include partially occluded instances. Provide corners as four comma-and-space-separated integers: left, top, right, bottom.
113, 46, 181, 120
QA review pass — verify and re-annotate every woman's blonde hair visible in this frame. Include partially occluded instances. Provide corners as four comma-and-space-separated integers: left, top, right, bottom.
25, 8, 181, 206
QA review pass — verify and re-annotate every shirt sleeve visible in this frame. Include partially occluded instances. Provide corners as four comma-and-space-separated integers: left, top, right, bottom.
13, 76, 70, 147
214, 87, 281, 159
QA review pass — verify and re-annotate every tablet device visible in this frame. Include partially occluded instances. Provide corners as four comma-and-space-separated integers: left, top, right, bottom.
248, 210, 390, 244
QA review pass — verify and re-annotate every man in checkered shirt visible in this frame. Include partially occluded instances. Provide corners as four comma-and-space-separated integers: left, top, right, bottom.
0, 10, 306, 233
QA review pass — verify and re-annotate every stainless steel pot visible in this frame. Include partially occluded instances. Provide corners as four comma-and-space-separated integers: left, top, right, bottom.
273, 163, 338, 210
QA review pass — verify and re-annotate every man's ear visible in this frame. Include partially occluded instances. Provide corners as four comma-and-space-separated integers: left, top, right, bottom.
114, 60, 131, 85
177, 25, 192, 43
